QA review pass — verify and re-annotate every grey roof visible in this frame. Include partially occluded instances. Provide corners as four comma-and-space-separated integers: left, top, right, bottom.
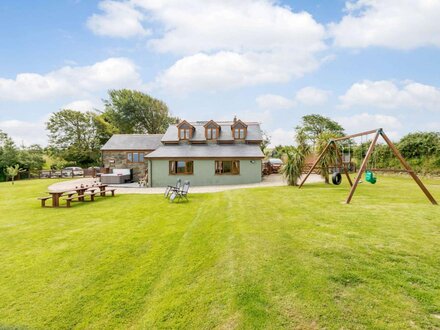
101, 134, 164, 151
161, 121, 263, 142
146, 143, 264, 159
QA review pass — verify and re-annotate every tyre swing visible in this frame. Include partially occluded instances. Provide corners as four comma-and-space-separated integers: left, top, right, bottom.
332, 172, 342, 185
332, 140, 350, 185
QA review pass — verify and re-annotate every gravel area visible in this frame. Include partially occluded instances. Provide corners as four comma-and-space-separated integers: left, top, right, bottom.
48, 174, 324, 194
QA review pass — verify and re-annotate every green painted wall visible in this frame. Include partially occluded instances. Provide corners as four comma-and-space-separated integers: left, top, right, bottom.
149, 159, 262, 187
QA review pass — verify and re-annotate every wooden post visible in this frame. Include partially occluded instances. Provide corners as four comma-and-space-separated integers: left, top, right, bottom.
380, 131, 438, 205
298, 141, 332, 188
331, 141, 353, 187
345, 130, 380, 204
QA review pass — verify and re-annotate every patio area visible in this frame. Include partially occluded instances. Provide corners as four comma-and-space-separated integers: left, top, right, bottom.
48, 174, 324, 194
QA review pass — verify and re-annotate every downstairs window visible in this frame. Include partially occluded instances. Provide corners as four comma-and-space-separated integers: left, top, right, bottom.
127, 152, 145, 163
169, 160, 194, 175
215, 160, 240, 175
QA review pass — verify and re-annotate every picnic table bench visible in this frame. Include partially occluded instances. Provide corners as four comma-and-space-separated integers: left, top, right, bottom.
37, 184, 116, 208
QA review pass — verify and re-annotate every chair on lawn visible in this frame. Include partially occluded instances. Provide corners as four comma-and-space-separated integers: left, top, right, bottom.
164, 178, 181, 198
169, 181, 190, 203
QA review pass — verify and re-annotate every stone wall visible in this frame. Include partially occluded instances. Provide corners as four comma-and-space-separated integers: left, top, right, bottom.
102, 150, 150, 181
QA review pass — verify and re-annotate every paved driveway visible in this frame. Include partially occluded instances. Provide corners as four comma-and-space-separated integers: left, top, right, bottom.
48, 174, 324, 195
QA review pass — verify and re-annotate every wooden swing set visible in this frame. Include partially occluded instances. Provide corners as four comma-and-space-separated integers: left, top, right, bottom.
298, 128, 438, 205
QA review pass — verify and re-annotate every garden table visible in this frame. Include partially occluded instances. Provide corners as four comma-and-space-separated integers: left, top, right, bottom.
95, 184, 108, 196
47, 190, 66, 207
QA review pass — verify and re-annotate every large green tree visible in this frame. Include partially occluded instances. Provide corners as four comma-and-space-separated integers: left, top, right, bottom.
0, 130, 19, 169
102, 89, 177, 134
398, 132, 440, 159
295, 114, 344, 145
19, 144, 45, 174
46, 110, 102, 167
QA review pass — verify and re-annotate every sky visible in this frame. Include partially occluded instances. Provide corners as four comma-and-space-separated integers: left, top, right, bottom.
0, 0, 439, 147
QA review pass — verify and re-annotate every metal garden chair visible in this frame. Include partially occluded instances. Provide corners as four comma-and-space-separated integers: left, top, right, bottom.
169, 181, 190, 203
164, 178, 182, 198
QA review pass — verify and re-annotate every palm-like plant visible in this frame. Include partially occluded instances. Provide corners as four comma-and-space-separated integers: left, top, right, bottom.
315, 132, 338, 184
296, 128, 311, 157
280, 128, 312, 186
5, 164, 24, 185
281, 147, 305, 186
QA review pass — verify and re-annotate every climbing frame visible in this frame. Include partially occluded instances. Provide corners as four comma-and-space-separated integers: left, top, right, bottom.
298, 128, 438, 205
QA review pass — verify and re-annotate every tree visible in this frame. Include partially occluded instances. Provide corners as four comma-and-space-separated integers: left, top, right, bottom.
295, 114, 344, 145
0, 130, 19, 169
281, 147, 305, 186
19, 144, 45, 174
315, 131, 338, 184
102, 89, 178, 134
0, 130, 20, 181
5, 164, 24, 184
296, 128, 311, 157
270, 145, 295, 159
260, 131, 271, 152
46, 110, 102, 167
280, 129, 312, 186
398, 132, 440, 159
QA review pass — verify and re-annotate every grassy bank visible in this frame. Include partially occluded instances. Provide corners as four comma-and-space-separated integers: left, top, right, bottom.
0, 177, 439, 329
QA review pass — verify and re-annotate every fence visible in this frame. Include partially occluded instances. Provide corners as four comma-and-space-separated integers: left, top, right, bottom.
38, 168, 105, 179
1, 168, 109, 182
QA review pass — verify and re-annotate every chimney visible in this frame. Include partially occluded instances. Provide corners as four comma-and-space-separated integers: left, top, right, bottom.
233, 115, 237, 123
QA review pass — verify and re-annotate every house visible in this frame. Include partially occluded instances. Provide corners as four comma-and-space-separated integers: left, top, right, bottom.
101, 134, 163, 180
146, 118, 264, 187
100, 118, 265, 187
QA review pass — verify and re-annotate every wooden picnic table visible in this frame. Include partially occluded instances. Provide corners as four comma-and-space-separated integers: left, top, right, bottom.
96, 184, 108, 196
47, 185, 90, 206
46, 189, 77, 207
72, 183, 104, 200
42, 184, 113, 208
47, 190, 65, 207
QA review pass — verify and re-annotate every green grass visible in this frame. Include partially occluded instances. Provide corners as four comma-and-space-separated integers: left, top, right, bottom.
0, 176, 439, 329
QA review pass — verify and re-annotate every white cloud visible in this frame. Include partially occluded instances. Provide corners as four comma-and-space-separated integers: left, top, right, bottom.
87, 0, 149, 38
330, 0, 440, 49
336, 112, 402, 140
0, 58, 141, 102
155, 50, 322, 93
256, 86, 330, 110
89, 0, 326, 93
62, 100, 101, 113
269, 128, 296, 147
0, 119, 47, 146
339, 80, 440, 111
256, 94, 296, 110
137, 0, 325, 55
295, 87, 330, 106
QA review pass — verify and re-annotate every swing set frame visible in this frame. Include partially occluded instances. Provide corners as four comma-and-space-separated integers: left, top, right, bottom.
298, 128, 438, 205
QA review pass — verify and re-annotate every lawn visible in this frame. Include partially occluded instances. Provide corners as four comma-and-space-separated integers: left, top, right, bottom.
0, 176, 439, 329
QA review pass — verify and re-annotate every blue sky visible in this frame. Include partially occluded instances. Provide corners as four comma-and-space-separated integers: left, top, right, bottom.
0, 0, 439, 146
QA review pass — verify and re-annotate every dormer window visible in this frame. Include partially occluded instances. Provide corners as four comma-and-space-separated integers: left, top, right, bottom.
207, 128, 218, 139
204, 120, 220, 140
233, 127, 245, 139
179, 128, 191, 140
231, 119, 248, 140
177, 120, 194, 141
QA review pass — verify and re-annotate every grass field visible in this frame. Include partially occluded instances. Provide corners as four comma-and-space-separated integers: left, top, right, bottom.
0, 176, 439, 329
